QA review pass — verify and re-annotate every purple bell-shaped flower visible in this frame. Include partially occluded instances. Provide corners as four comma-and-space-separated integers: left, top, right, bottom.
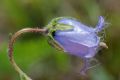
47, 16, 108, 75
47, 16, 107, 59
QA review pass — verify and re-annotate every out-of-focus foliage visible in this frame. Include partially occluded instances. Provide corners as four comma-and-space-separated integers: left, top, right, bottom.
0, 0, 120, 80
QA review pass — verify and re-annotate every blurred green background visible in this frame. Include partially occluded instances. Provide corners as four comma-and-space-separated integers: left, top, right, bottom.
0, 0, 120, 80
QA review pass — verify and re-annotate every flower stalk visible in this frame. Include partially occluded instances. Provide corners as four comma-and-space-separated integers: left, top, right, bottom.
8, 28, 47, 80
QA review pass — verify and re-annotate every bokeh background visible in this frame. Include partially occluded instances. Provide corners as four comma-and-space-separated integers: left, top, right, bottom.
0, 0, 120, 80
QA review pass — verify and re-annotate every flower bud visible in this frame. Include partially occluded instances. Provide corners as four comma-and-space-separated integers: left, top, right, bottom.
47, 16, 106, 59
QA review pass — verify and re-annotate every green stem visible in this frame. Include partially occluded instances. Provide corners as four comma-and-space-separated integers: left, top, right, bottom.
8, 28, 47, 80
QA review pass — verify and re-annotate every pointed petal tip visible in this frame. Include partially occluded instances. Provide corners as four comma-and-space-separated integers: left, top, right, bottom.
95, 16, 106, 32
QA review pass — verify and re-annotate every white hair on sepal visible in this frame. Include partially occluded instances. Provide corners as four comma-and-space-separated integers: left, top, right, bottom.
95, 16, 110, 43
103, 21, 111, 31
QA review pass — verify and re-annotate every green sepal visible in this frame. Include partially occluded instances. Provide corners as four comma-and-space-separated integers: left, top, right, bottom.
47, 36, 64, 51
46, 17, 74, 51
55, 23, 73, 31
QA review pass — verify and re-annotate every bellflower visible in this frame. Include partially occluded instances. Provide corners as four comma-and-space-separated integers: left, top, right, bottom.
47, 16, 106, 59
8, 16, 107, 79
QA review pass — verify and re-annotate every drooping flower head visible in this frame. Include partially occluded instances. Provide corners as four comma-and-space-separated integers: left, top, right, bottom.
8, 16, 108, 78
47, 16, 106, 59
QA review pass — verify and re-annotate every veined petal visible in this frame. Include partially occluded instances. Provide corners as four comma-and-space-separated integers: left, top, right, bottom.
55, 30, 100, 47
58, 18, 94, 32
54, 34, 98, 58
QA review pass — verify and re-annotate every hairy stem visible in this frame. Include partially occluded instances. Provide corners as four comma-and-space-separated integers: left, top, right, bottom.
8, 28, 47, 80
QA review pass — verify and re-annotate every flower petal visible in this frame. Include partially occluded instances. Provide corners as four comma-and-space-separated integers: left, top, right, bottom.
95, 16, 105, 32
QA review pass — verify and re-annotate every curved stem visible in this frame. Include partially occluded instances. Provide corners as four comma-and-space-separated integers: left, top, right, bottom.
8, 28, 47, 80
